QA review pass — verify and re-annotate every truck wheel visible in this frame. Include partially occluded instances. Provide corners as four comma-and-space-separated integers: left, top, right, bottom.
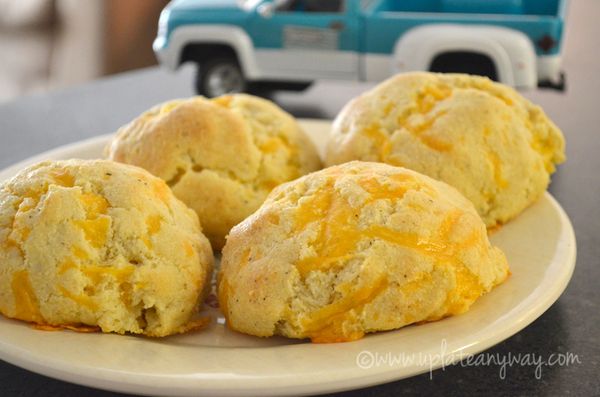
196, 58, 246, 98
246, 81, 313, 99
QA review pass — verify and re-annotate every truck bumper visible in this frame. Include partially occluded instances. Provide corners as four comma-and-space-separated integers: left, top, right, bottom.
538, 71, 566, 91
153, 36, 178, 71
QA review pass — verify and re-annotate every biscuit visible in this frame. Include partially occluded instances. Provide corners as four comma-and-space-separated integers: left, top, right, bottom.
218, 161, 509, 342
0, 160, 213, 336
325, 72, 565, 227
105, 94, 322, 249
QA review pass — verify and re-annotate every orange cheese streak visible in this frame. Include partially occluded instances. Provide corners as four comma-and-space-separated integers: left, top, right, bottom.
80, 193, 108, 217
363, 123, 392, 161
72, 246, 88, 260
75, 192, 110, 248
75, 218, 110, 248
146, 215, 162, 235
362, 84, 454, 160
50, 169, 75, 187
211, 95, 233, 107
488, 151, 509, 189
295, 184, 359, 277
183, 241, 195, 257
11, 270, 44, 323
218, 273, 233, 327
259, 137, 287, 154
80, 264, 135, 285
444, 265, 484, 315
34, 324, 100, 333
305, 276, 389, 343
58, 286, 98, 311
153, 180, 171, 203
58, 259, 77, 275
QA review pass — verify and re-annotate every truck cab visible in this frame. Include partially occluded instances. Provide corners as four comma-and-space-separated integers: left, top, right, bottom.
247, 0, 361, 81
154, 0, 567, 97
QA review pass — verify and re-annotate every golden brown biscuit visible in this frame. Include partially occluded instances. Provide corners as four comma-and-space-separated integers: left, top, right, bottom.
218, 161, 509, 343
105, 94, 322, 249
326, 72, 565, 228
0, 160, 213, 336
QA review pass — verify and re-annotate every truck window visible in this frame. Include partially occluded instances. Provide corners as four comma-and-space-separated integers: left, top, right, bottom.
360, 0, 378, 11
275, 0, 344, 13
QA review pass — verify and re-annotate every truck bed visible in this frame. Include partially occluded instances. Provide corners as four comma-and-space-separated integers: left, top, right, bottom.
362, 0, 566, 56
370, 0, 560, 16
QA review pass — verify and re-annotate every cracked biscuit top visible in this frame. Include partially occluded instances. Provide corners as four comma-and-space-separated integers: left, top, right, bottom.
326, 72, 565, 228
105, 94, 322, 249
0, 160, 213, 337
218, 161, 509, 343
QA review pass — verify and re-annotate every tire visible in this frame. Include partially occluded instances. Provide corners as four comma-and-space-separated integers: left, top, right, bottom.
254, 81, 313, 92
247, 81, 313, 99
195, 58, 247, 98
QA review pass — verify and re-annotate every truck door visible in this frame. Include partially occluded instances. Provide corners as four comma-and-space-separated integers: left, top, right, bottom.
249, 0, 360, 80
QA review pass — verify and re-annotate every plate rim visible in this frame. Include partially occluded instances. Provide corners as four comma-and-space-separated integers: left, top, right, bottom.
0, 121, 577, 396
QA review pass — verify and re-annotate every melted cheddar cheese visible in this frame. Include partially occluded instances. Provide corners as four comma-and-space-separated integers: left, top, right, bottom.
290, 172, 484, 342
11, 270, 43, 322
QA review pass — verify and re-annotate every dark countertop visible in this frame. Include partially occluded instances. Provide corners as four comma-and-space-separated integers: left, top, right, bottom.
1, 1, 599, 396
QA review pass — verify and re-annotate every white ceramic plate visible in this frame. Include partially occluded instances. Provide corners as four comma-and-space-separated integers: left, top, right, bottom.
0, 120, 576, 397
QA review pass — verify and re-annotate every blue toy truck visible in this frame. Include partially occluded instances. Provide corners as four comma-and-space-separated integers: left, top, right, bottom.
154, 0, 567, 97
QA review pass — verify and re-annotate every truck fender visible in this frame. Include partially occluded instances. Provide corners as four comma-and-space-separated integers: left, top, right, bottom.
156, 25, 261, 79
393, 24, 537, 88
